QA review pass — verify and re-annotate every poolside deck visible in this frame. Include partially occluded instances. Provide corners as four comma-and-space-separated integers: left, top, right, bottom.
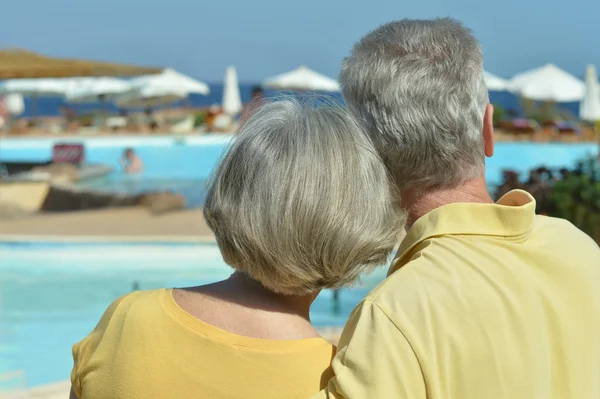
0, 207, 215, 240
3, 380, 70, 399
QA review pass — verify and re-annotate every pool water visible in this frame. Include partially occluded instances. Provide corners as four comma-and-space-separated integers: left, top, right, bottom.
1, 137, 598, 208
0, 242, 388, 388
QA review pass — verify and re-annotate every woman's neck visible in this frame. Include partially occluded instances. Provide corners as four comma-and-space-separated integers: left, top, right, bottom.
224, 272, 317, 321
174, 272, 321, 340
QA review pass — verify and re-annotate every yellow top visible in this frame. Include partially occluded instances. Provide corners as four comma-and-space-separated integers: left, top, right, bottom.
71, 289, 335, 399
315, 190, 600, 398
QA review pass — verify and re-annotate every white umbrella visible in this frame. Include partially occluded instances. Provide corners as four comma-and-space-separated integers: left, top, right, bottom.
115, 68, 209, 108
65, 77, 131, 103
483, 71, 508, 91
5, 94, 24, 116
0, 77, 72, 96
0, 77, 78, 117
262, 65, 340, 92
222, 66, 242, 117
579, 65, 600, 122
507, 64, 585, 102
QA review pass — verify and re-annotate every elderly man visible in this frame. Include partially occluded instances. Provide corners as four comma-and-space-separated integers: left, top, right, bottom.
315, 18, 600, 398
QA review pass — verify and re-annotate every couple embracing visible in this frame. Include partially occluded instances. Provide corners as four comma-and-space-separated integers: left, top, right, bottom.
70, 19, 600, 399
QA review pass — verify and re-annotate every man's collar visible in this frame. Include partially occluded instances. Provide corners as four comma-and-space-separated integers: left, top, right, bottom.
390, 190, 536, 275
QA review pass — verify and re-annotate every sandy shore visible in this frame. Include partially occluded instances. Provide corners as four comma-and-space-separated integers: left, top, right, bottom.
0, 207, 215, 239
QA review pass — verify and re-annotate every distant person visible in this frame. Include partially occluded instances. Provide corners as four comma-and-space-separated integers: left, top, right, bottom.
204, 104, 223, 131
120, 148, 143, 174
0, 97, 7, 131
60, 105, 78, 122
60, 105, 79, 132
69, 99, 403, 399
250, 85, 265, 103
331, 289, 341, 316
144, 106, 159, 130
313, 18, 600, 399
239, 86, 266, 128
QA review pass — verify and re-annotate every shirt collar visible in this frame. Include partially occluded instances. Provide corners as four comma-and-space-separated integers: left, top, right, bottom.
390, 189, 536, 275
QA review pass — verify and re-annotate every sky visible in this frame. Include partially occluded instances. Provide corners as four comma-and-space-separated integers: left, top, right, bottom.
1, 0, 599, 83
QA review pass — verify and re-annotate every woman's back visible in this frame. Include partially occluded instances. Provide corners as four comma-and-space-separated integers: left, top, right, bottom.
72, 289, 335, 399
71, 99, 403, 399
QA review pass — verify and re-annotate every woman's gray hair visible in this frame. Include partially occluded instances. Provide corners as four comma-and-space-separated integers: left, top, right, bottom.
204, 97, 404, 296
340, 18, 489, 192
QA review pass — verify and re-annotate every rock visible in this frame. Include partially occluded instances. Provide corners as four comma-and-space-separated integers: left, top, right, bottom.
0, 181, 49, 212
41, 185, 136, 212
31, 163, 79, 183
134, 192, 186, 214
0, 202, 32, 219
29, 185, 185, 215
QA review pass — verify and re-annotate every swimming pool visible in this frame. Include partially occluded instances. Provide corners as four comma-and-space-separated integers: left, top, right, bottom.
0, 241, 388, 389
1, 136, 598, 206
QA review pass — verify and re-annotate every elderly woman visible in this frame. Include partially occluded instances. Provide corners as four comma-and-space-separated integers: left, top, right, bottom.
69, 99, 403, 399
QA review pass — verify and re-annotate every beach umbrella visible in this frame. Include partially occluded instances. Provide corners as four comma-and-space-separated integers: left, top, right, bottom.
222, 66, 242, 117
115, 68, 209, 108
0, 77, 78, 116
579, 65, 600, 122
483, 71, 508, 91
507, 64, 585, 102
0, 48, 161, 79
0, 77, 73, 96
262, 65, 340, 92
65, 77, 131, 103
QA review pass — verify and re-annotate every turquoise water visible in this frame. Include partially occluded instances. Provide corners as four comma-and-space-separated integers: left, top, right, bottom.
2, 136, 598, 206
0, 242, 387, 388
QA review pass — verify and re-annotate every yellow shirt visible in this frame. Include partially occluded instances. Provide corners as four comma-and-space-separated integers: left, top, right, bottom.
316, 190, 600, 398
71, 289, 335, 399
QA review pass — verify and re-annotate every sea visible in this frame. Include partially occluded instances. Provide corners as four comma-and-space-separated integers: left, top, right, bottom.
13, 83, 581, 119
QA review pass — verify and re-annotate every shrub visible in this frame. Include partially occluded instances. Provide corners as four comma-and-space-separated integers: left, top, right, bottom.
549, 158, 600, 242
492, 104, 506, 125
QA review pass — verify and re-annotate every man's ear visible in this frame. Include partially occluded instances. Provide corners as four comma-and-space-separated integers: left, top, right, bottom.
483, 103, 494, 157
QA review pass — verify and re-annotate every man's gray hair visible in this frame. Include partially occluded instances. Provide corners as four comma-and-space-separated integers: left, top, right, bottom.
204, 98, 404, 296
340, 18, 489, 191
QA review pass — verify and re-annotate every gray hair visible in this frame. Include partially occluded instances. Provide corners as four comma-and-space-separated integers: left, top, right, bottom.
204, 98, 404, 296
340, 18, 489, 192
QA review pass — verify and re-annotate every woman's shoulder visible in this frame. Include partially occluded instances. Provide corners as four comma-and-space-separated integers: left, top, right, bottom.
115, 288, 165, 308
82, 289, 167, 339
71, 289, 167, 395
107, 289, 169, 323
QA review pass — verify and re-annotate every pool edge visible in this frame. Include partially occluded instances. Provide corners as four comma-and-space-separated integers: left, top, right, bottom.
0, 234, 216, 245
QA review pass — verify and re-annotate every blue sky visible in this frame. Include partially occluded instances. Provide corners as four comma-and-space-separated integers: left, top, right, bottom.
1, 0, 598, 82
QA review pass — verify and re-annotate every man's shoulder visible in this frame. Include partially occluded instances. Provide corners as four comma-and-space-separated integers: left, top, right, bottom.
534, 213, 577, 230
364, 256, 433, 309
533, 214, 599, 251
